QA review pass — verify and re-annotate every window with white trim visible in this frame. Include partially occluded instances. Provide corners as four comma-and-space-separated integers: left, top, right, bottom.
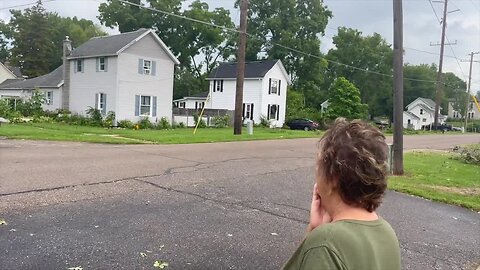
98, 57, 106, 71
269, 104, 278, 120
44, 91, 53, 105
422, 118, 427, 122
270, 79, 278, 94
97, 93, 106, 112
245, 103, 252, 119
213, 80, 224, 92
76, 59, 83, 72
140, 95, 152, 116
143, 60, 151, 75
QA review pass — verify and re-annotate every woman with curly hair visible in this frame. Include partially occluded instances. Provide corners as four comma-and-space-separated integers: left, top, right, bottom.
283, 118, 401, 270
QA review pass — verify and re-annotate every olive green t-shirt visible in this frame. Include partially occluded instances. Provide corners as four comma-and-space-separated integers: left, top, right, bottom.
283, 218, 401, 270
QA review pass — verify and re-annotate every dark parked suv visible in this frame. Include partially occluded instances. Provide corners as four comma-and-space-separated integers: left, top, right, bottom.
286, 119, 319, 131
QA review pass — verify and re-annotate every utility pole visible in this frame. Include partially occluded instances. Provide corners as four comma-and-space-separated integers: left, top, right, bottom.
463, 51, 480, 130
393, 0, 404, 175
233, 0, 248, 135
432, 0, 449, 129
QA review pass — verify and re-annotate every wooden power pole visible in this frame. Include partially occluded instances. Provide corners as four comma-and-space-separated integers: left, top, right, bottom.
433, 0, 449, 129
233, 0, 249, 135
463, 51, 480, 130
393, 0, 404, 175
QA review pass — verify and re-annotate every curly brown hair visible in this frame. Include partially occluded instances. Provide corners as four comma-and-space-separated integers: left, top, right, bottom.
318, 118, 388, 212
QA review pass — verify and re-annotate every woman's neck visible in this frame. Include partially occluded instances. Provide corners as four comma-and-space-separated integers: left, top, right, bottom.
329, 201, 378, 222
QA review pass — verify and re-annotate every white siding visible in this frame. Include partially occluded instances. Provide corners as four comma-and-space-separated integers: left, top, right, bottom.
0, 64, 16, 83
206, 61, 289, 127
42, 87, 62, 112
69, 57, 117, 116
409, 104, 434, 126
261, 62, 288, 127
116, 51, 174, 123
174, 98, 206, 109
403, 112, 421, 130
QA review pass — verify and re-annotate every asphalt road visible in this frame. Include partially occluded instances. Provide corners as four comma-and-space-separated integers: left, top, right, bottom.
0, 134, 479, 270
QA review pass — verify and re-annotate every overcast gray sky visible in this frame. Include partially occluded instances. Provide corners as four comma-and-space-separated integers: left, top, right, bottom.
1, 0, 479, 92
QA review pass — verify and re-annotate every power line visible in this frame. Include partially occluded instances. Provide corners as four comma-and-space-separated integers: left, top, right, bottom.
0, 0, 56, 11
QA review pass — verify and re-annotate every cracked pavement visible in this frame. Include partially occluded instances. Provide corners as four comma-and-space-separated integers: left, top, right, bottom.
0, 134, 479, 269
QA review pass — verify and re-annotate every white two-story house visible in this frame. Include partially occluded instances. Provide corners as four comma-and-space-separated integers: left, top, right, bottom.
0, 28, 179, 123
202, 59, 290, 127
403, 97, 446, 130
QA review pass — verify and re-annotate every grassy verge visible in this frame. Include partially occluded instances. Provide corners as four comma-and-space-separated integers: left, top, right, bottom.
0, 123, 322, 144
388, 151, 480, 211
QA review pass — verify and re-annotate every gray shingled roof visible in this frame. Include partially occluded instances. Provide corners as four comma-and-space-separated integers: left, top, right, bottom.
418, 97, 436, 109
69, 29, 149, 58
0, 65, 63, 89
208, 60, 279, 79
403, 111, 420, 120
7, 66, 23, 77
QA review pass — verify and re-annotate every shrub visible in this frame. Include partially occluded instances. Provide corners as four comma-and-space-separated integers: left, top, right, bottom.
118, 120, 134, 129
452, 145, 480, 165
156, 117, 171, 129
138, 117, 154, 129
177, 122, 186, 128
193, 114, 207, 128
103, 111, 116, 127
259, 115, 270, 128
213, 115, 230, 128
86, 107, 103, 126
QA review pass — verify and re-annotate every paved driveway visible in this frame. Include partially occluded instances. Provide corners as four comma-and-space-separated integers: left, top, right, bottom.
0, 134, 479, 269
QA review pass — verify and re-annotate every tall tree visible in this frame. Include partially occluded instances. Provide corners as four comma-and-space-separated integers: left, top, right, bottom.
8, 1, 53, 77
403, 64, 437, 105
325, 77, 368, 120
0, 20, 10, 62
326, 27, 393, 118
5, 1, 106, 76
242, 0, 331, 88
98, 0, 235, 95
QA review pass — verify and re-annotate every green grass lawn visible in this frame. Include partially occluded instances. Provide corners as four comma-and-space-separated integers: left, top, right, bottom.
388, 151, 480, 211
0, 123, 322, 144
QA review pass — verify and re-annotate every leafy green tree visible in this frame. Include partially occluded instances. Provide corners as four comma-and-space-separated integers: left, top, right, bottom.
403, 64, 437, 105
47, 14, 107, 70
5, 1, 106, 76
0, 20, 10, 62
99, 0, 235, 94
326, 27, 393, 118
8, 1, 53, 77
241, 0, 331, 88
325, 77, 368, 120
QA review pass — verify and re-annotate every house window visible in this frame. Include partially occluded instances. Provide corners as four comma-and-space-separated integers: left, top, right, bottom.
98, 57, 106, 71
143, 60, 151, 75
180, 102, 186, 108
420, 109, 424, 115
268, 104, 279, 120
97, 93, 106, 113
140, 95, 151, 116
44, 91, 53, 105
76, 59, 83, 72
213, 80, 224, 92
270, 79, 278, 94
422, 118, 427, 122
245, 104, 252, 119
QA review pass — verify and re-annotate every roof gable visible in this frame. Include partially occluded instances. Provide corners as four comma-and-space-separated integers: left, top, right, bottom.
68, 29, 179, 64
0, 62, 17, 79
208, 60, 281, 79
406, 97, 436, 110
0, 65, 63, 89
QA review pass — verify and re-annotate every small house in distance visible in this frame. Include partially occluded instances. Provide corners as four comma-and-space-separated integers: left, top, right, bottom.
403, 97, 446, 130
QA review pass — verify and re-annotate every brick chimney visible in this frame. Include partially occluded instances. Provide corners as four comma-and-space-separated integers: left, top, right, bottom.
62, 36, 72, 111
